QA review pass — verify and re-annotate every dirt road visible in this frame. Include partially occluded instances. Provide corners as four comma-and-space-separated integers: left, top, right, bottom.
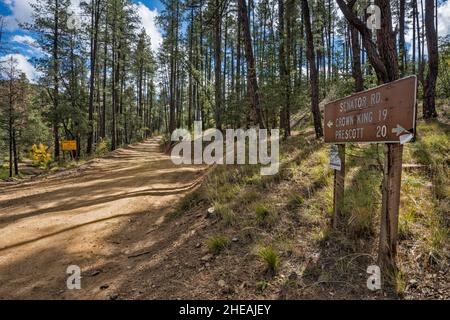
0, 138, 206, 299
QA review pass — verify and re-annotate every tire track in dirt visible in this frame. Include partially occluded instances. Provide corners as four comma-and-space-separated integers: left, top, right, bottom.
0, 138, 206, 299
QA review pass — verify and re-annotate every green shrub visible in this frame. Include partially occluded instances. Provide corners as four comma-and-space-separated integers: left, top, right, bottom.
257, 245, 280, 274
31, 143, 52, 167
256, 280, 269, 292
95, 138, 110, 156
214, 203, 236, 226
240, 190, 260, 205
287, 192, 304, 208
255, 204, 270, 223
207, 235, 230, 254
0, 166, 9, 179
208, 184, 240, 203
159, 134, 171, 151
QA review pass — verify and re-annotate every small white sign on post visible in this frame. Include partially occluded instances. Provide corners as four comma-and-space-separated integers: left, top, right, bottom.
329, 145, 342, 171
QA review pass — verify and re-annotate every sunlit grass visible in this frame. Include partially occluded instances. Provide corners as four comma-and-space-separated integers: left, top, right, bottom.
257, 245, 280, 274
207, 235, 231, 254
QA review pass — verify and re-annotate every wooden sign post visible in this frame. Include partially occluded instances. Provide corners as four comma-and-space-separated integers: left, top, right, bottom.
379, 143, 404, 274
331, 144, 345, 229
324, 76, 417, 276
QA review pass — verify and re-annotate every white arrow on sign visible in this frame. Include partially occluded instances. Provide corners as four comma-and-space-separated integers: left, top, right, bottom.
392, 124, 407, 136
327, 121, 334, 128
392, 124, 414, 144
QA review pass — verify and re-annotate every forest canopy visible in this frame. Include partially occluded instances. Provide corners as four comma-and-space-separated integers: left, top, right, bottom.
0, 0, 448, 177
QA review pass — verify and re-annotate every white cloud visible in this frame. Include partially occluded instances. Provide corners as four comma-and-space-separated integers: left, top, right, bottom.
1, 53, 40, 82
438, 1, 450, 38
135, 2, 163, 52
406, 2, 450, 44
11, 34, 37, 46
3, 0, 34, 31
4, 0, 82, 31
10, 34, 44, 56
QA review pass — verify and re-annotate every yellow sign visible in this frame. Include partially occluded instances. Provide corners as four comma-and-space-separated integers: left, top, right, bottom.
61, 140, 77, 151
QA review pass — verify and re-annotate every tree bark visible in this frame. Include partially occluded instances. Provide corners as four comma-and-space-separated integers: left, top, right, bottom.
238, 0, 265, 128
375, 0, 399, 82
87, 0, 101, 155
101, 15, 107, 139
423, 0, 439, 118
188, 7, 194, 130
111, 2, 118, 150
418, 0, 425, 86
236, 5, 241, 126
350, 25, 364, 92
412, 0, 416, 74
278, 0, 287, 134
285, 0, 293, 137
349, 1, 364, 91
214, 0, 222, 130
399, 0, 406, 76
13, 128, 19, 176
336, 0, 389, 83
301, 0, 323, 138
168, 0, 177, 133
53, 0, 60, 161
8, 76, 13, 177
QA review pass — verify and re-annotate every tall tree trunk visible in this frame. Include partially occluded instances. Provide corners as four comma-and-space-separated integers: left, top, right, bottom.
198, 0, 204, 123
423, 0, 439, 118
399, 0, 406, 76
302, 0, 323, 138
101, 16, 108, 139
12, 128, 18, 176
375, 0, 399, 82
285, 0, 293, 136
214, 0, 222, 130
236, 6, 241, 125
8, 78, 13, 177
327, 0, 332, 82
223, 12, 228, 117
238, 0, 265, 128
278, 0, 287, 134
336, 0, 389, 83
412, 0, 416, 74
418, 0, 425, 86
168, 0, 177, 133
53, 0, 60, 161
349, 1, 363, 91
350, 25, 364, 91
87, 0, 101, 154
111, 5, 117, 150
188, 7, 194, 130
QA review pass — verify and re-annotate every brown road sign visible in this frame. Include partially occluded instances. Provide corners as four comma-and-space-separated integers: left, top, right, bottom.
324, 76, 417, 144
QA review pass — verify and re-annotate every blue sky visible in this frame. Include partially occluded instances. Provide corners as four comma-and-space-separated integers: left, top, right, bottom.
0, 0, 163, 81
